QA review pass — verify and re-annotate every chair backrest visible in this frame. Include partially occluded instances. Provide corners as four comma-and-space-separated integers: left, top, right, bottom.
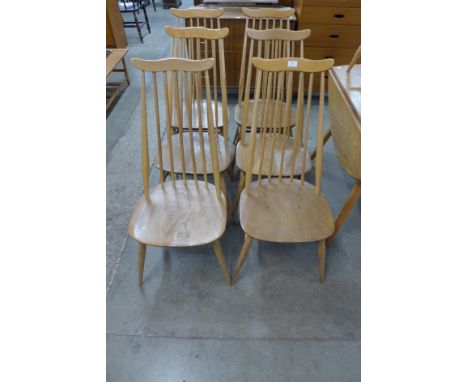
131, 57, 223, 200
238, 28, 311, 143
244, 57, 334, 194
165, 26, 229, 140
171, 7, 224, 28
238, 7, 295, 108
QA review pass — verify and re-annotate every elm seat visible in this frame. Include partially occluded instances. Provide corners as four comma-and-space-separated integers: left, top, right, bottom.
239, 179, 335, 243
235, 135, 312, 175
156, 133, 233, 174
129, 181, 227, 247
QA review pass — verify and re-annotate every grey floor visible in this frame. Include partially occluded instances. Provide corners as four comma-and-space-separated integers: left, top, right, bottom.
107, 2, 361, 380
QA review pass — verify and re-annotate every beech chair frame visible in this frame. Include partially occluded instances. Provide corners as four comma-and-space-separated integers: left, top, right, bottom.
232, 57, 336, 285
230, 28, 311, 216
129, 57, 231, 286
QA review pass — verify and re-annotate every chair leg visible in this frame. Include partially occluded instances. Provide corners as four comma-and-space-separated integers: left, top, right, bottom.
232, 233, 253, 284
143, 5, 151, 33
132, 11, 144, 43
138, 243, 146, 287
326, 180, 361, 245
212, 240, 231, 285
311, 128, 332, 160
230, 171, 245, 217
318, 239, 326, 284
151, 0, 156, 11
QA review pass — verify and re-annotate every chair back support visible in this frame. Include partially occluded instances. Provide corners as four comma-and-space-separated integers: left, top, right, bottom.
171, 7, 224, 28
244, 57, 334, 194
238, 28, 311, 143
131, 57, 223, 200
238, 7, 295, 109
165, 26, 229, 140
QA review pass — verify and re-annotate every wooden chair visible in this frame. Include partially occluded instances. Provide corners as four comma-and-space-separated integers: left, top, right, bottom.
234, 7, 295, 145
232, 57, 336, 285
164, 26, 233, 202
118, 0, 151, 44
129, 57, 231, 286
171, 7, 224, 28
231, 28, 311, 216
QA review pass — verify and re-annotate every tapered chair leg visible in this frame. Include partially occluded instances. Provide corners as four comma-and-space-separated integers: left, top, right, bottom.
230, 171, 245, 217
212, 240, 231, 285
232, 234, 253, 284
138, 243, 146, 287
326, 180, 361, 245
310, 128, 332, 160
318, 239, 326, 284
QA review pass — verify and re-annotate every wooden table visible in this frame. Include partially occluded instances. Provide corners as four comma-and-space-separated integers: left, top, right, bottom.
327, 63, 361, 243
106, 48, 130, 111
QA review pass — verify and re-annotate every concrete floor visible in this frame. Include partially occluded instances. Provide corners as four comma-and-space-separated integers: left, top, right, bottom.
107, 2, 360, 380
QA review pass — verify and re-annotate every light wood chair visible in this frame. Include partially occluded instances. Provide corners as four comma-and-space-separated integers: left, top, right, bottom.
231, 28, 312, 216
232, 57, 336, 285
310, 44, 361, 161
171, 7, 224, 28
234, 7, 295, 145
164, 26, 233, 203
129, 57, 231, 286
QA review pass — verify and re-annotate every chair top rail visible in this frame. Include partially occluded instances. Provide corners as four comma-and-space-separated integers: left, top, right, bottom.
165, 26, 229, 40
246, 28, 310, 41
171, 7, 224, 19
252, 57, 334, 73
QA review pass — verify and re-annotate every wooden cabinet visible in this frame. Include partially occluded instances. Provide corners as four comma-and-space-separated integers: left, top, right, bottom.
294, 0, 360, 89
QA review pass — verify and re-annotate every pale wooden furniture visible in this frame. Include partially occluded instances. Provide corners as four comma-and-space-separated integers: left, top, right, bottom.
181, 6, 296, 89
293, 0, 360, 91
235, 7, 295, 144
310, 43, 359, 160
233, 57, 335, 284
230, 28, 313, 215
164, 26, 233, 197
171, 7, 224, 28
106, 48, 130, 111
129, 57, 231, 286
326, 59, 360, 244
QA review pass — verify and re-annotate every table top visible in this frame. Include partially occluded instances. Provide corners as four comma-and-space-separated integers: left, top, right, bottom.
330, 64, 361, 121
106, 48, 128, 77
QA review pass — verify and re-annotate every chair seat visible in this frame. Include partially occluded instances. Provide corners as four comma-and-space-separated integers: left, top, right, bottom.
118, 1, 142, 11
235, 100, 297, 128
129, 180, 227, 247
156, 132, 233, 174
239, 179, 334, 243
235, 135, 312, 176
171, 100, 225, 130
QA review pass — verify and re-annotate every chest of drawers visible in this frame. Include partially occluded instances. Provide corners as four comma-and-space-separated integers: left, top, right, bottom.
294, 0, 361, 90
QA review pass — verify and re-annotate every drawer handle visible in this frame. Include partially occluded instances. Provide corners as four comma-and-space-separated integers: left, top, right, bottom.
324, 56, 334, 59
329, 34, 340, 39
334, 14, 345, 18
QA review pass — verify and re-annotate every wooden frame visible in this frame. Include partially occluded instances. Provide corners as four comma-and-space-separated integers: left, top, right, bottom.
106, 48, 130, 111
164, 25, 233, 202
232, 57, 336, 285
230, 27, 312, 216
128, 57, 231, 286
